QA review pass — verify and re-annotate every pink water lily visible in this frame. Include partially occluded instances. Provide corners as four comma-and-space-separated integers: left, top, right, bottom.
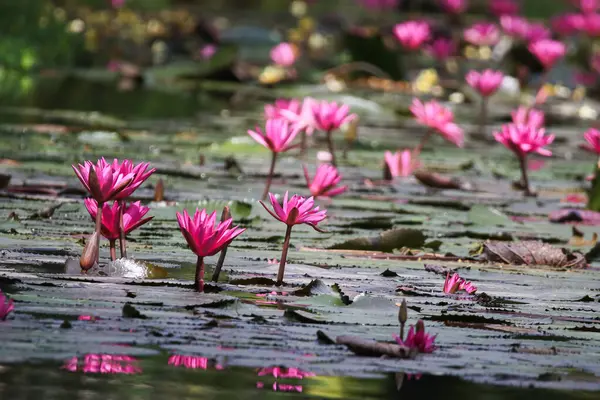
583, 128, 600, 154
528, 39, 566, 70
303, 164, 347, 198
84, 199, 152, 260
463, 22, 500, 47
264, 99, 301, 120
0, 289, 14, 320
73, 158, 134, 203
443, 272, 477, 294
525, 22, 551, 42
248, 118, 300, 200
393, 320, 436, 353
393, 21, 430, 51
270, 42, 297, 67
384, 150, 417, 178
500, 15, 531, 39
494, 122, 554, 196
576, 0, 599, 14
410, 98, 464, 149
427, 38, 456, 61
311, 100, 357, 167
511, 106, 545, 130
466, 69, 504, 97
177, 208, 245, 292
439, 0, 467, 14
489, 0, 519, 16
260, 192, 327, 285
552, 13, 586, 36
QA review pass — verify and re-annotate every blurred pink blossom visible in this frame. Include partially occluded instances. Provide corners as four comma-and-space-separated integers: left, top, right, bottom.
489, 0, 519, 16
426, 37, 456, 60
270, 43, 297, 67
393, 21, 430, 51
463, 22, 500, 46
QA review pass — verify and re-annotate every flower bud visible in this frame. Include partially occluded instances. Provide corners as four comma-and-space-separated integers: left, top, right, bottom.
80, 232, 99, 271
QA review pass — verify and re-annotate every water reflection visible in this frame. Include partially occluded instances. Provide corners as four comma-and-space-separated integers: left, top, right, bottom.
167, 355, 224, 370
255, 366, 316, 394
62, 354, 141, 374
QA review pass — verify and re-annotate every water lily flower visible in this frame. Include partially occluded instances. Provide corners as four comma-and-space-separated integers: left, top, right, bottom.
583, 128, 600, 154
84, 199, 153, 261
443, 272, 477, 294
466, 69, 504, 97
259, 192, 327, 285
493, 122, 555, 196
393, 21, 430, 51
409, 98, 464, 150
460, 280, 478, 294
552, 13, 586, 36
511, 106, 545, 129
303, 164, 347, 198
384, 150, 417, 178
528, 39, 566, 70
576, 0, 599, 14
525, 23, 551, 42
264, 99, 301, 120
177, 208, 245, 292
463, 22, 500, 47
426, 38, 456, 61
270, 42, 297, 67
439, 0, 467, 14
500, 15, 531, 39
443, 272, 463, 294
199, 44, 217, 60
248, 118, 300, 200
466, 69, 504, 136
489, 0, 519, 16
393, 320, 436, 353
72, 158, 134, 204
0, 289, 14, 320
311, 100, 357, 167
278, 97, 317, 154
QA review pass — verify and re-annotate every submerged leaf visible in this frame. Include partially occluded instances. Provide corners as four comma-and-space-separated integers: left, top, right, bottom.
479, 240, 587, 269
329, 228, 426, 252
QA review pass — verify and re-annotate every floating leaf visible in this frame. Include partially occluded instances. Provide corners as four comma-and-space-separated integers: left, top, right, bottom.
468, 205, 516, 227
478, 240, 587, 269
329, 228, 426, 252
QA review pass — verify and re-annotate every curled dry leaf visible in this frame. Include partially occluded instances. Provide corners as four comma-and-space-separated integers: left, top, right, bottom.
414, 171, 472, 191
478, 240, 587, 269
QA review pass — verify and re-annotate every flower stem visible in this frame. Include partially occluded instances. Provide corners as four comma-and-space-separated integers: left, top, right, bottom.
299, 130, 307, 157
413, 129, 433, 158
276, 224, 293, 286
211, 207, 231, 283
118, 200, 127, 259
109, 239, 117, 261
195, 256, 205, 292
479, 96, 488, 137
261, 152, 277, 201
326, 130, 337, 167
518, 155, 533, 196
94, 202, 103, 265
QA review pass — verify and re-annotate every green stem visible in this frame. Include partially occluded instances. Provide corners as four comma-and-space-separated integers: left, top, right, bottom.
261, 152, 277, 201
94, 202, 103, 265
195, 256, 205, 292
276, 225, 293, 286
118, 200, 127, 258
518, 154, 533, 196
326, 130, 337, 167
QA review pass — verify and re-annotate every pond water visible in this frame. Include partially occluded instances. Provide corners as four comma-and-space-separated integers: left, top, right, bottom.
1, 33, 600, 400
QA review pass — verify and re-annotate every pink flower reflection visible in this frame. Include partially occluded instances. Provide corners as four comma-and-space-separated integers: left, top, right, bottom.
63, 354, 141, 374
168, 355, 224, 370
257, 366, 315, 379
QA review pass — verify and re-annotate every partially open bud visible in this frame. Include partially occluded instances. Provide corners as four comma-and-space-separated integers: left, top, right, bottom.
415, 319, 425, 333
154, 178, 164, 202
398, 299, 408, 325
221, 205, 231, 222
80, 231, 99, 271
